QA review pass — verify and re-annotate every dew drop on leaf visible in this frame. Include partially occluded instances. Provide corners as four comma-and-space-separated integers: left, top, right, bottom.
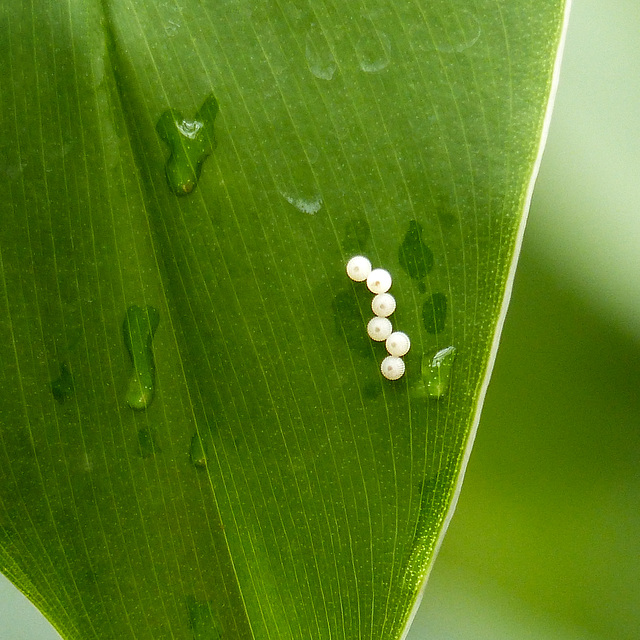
122, 305, 160, 410
355, 27, 391, 73
413, 346, 457, 399
156, 94, 219, 196
190, 431, 210, 469
51, 362, 74, 404
305, 25, 337, 80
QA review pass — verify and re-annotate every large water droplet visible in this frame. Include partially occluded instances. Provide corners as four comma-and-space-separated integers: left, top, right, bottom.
422, 292, 447, 334
122, 305, 160, 410
356, 28, 391, 73
413, 346, 456, 399
305, 25, 337, 80
156, 94, 219, 196
51, 362, 74, 404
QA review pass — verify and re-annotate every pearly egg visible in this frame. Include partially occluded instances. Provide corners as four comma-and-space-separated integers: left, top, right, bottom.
367, 317, 393, 341
381, 355, 405, 380
386, 331, 411, 357
371, 292, 396, 317
366, 268, 392, 294
346, 255, 372, 282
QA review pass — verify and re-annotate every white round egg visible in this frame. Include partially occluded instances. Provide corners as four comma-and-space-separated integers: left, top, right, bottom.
366, 268, 392, 294
386, 331, 411, 357
381, 355, 405, 380
367, 316, 393, 341
346, 255, 372, 282
371, 293, 396, 317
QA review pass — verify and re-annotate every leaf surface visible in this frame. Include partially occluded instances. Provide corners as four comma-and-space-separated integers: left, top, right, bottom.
0, 1, 568, 638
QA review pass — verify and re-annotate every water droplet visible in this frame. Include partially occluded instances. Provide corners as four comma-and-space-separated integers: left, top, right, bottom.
187, 596, 223, 639
190, 431, 211, 469
398, 220, 434, 283
280, 190, 323, 215
51, 362, 74, 403
356, 28, 391, 73
305, 25, 337, 80
156, 94, 219, 196
164, 20, 180, 37
122, 305, 160, 410
137, 428, 160, 459
410, 8, 481, 54
305, 143, 320, 164
422, 292, 447, 334
413, 346, 456, 399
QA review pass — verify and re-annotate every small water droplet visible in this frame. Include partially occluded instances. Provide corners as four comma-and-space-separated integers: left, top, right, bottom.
190, 431, 211, 469
280, 190, 323, 215
356, 28, 391, 73
398, 220, 434, 283
413, 346, 456, 399
411, 9, 481, 54
164, 20, 180, 37
422, 292, 447, 334
305, 25, 337, 80
51, 362, 74, 403
305, 143, 320, 164
122, 305, 160, 410
156, 94, 219, 196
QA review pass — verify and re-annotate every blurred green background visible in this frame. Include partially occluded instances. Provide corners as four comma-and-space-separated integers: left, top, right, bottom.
2, 0, 639, 638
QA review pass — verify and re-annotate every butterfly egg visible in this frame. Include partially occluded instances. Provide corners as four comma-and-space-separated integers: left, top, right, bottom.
371, 292, 396, 317
381, 355, 405, 380
386, 331, 411, 357
367, 316, 393, 341
366, 268, 392, 294
346, 255, 372, 282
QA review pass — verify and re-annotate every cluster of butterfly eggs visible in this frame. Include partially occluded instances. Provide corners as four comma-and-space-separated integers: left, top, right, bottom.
346, 255, 411, 380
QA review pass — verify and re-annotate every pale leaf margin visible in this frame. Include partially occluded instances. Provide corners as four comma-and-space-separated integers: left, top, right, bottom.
399, 1, 573, 636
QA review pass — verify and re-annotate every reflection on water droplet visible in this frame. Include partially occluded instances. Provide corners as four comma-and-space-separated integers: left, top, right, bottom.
356, 28, 391, 73
305, 26, 337, 80
122, 305, 160, 410
422, 292, 447, 334
413, 346, 456, 399
51, 363, 74, 404
280, 190, 322, 215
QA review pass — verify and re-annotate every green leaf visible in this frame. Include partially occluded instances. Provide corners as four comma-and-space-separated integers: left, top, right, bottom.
0, 1, 569, 638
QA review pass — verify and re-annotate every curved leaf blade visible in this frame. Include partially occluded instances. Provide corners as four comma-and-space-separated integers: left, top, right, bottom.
0, 1, 569, 638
